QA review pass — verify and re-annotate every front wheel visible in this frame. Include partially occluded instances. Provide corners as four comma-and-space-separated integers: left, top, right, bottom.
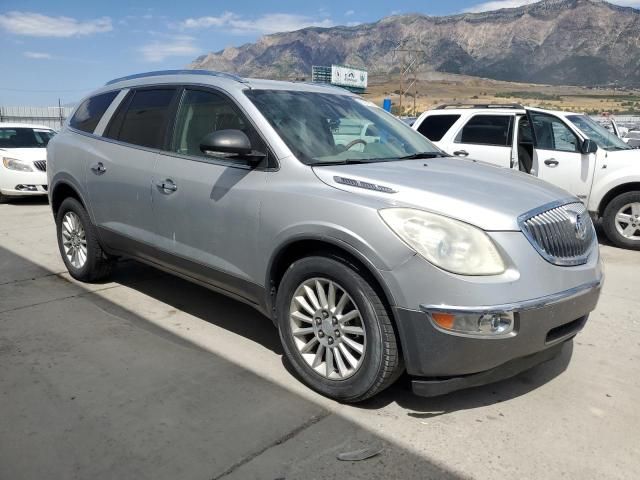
276, 256, 403, 403
55, 197, 114, 282
602, 191, 640, 250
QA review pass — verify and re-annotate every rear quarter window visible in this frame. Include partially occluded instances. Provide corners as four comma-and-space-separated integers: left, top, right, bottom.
69, 91, 119, 134
106, 88, 177, 149
416, 114, 460, 141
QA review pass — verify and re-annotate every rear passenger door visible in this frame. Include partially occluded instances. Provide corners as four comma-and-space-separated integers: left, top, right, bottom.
450, 114, 514, 167
88, 87, 179, 247
150, 87, 270, 303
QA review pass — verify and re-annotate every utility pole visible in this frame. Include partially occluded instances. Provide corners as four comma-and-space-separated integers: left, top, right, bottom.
58, 98, 63, 129
393, 41, 424, 117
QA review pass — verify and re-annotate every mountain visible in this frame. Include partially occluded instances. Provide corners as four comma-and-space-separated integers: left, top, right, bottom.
190, 0, 640, 87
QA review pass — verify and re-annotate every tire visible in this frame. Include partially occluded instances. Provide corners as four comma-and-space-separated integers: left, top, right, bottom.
276, 255, 403, 403
0, 192, 8, 204
55, 197, 113, 282
602, 191, 640, 250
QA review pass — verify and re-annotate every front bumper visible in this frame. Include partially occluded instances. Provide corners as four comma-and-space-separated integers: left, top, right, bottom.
0, 168, 48, 196
393, 278, 602, 395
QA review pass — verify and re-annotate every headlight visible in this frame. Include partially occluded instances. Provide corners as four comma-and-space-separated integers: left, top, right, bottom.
2, 157, 33, 172
379, 208, 506, 275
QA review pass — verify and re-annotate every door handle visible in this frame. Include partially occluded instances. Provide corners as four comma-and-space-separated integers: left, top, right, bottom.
155, 179, 178, 193
453, 150, 469, 157
544, 158, 559, 167
90, 162, 106, 174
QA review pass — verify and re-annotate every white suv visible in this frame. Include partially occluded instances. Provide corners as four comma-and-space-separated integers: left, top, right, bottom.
413, 104, 640, 249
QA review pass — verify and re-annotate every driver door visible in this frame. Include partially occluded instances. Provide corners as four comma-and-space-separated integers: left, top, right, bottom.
530, 111, 595, 202
151, 87, 270, 301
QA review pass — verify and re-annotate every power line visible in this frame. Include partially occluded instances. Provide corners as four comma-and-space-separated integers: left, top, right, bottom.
0, 87, 91, 93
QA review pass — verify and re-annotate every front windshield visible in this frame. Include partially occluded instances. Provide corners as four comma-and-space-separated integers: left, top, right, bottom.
0, 127, 55, 148
245, 90, 443, 165
567, 115, 631, 151
626, 131, 640, 140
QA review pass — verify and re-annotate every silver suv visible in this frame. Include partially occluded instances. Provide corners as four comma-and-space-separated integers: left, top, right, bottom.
48, 70, 603, 402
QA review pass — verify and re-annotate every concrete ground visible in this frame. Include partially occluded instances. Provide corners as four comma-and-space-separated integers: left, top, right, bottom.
0, 198, 638, 480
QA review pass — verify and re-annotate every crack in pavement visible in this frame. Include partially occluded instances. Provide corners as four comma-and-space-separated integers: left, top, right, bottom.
0, 283, 124, 315
211, 411, 332, 480
0, 270, 68, 287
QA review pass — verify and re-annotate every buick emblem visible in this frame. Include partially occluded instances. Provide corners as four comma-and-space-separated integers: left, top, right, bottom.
567, 210, 589, 241
575, 214, 588, 241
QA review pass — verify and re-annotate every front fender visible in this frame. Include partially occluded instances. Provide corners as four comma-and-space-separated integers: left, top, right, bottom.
588, 169, 640, 213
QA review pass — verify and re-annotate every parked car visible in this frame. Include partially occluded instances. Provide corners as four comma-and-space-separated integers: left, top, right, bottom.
413, 104, 640, 249
597, 117, 627, 139
623, 130, 640, 148
0, 123, 55, 202
48, 71, 602, 402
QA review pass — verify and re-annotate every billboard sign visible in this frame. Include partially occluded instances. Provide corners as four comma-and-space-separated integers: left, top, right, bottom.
331, 65, 368, 89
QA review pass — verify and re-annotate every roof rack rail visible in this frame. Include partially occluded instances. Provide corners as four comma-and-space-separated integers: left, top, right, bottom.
105, 69, 247, 86
435, 103, 525, 110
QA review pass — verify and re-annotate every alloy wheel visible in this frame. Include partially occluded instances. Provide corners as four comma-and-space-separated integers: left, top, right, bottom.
61, 211, 88, 269
614, 202, 640, 240
289, 277, 367, 380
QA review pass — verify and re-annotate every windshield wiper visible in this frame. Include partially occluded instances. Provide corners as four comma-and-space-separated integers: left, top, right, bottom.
396, 152, 449, 160
312, 159, 378, 166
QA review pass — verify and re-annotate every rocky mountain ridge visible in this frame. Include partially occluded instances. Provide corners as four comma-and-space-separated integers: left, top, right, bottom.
190, 0, 640, 86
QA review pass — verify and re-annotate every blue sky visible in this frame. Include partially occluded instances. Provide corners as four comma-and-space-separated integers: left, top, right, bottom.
1, 0, 639, 105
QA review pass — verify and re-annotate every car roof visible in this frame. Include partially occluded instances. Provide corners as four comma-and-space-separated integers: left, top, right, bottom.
97, 70, 355, 97
422, 105, 583, 117
526, 106, 582, 117
0, 122, 55, 130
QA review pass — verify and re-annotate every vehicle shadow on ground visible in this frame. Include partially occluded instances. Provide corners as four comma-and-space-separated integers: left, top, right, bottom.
111, 260, 574, 416
1, 246, 465, 479
110, 261, 284, 355
360, 342, 573, 416
1, 196, 49, 206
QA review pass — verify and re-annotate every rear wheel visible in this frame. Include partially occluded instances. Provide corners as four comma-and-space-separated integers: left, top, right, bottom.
602, 191, 640, 250
0, 192, 8, 204
276, 256, 402, 403
56, 197, 113, 281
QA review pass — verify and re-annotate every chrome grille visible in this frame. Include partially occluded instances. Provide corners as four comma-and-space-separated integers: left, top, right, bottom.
33, 160, 47, 172
519, 202, 596, 266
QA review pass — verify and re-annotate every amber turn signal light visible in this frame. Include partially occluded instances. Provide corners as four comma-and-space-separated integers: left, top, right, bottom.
431, 312, 456, 330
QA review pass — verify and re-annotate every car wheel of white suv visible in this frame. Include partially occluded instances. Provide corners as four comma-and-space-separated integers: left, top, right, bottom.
56, 197, 114, 281
276, 255, 403, 403
602, 191, 640, 250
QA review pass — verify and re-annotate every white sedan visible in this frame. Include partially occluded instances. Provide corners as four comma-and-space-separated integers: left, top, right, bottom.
0, 123, 55, 202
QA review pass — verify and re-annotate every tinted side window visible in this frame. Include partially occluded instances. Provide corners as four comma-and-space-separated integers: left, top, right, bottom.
530, 113, 579, 152
455, 115, 513, 146
69, 91, 119, 133
417, 114, 460, 141
172, 89, 265, 158
112, 89, 176, 149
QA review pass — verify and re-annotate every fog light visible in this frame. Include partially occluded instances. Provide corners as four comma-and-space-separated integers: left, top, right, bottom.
478, 313, 513, 334
428, 311, 515, 336
15, 184, 38, 192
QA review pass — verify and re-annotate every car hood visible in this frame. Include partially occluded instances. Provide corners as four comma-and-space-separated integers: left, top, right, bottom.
0, 148, 47, 161
312, 158, 575, 231
604, 148, 640, 163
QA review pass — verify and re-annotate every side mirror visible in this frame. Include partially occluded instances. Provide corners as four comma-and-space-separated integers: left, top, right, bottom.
200, 129, 266, 162
581, 138, 598, 155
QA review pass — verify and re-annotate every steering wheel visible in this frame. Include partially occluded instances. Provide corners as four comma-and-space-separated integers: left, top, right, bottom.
344, 139, 368, 150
